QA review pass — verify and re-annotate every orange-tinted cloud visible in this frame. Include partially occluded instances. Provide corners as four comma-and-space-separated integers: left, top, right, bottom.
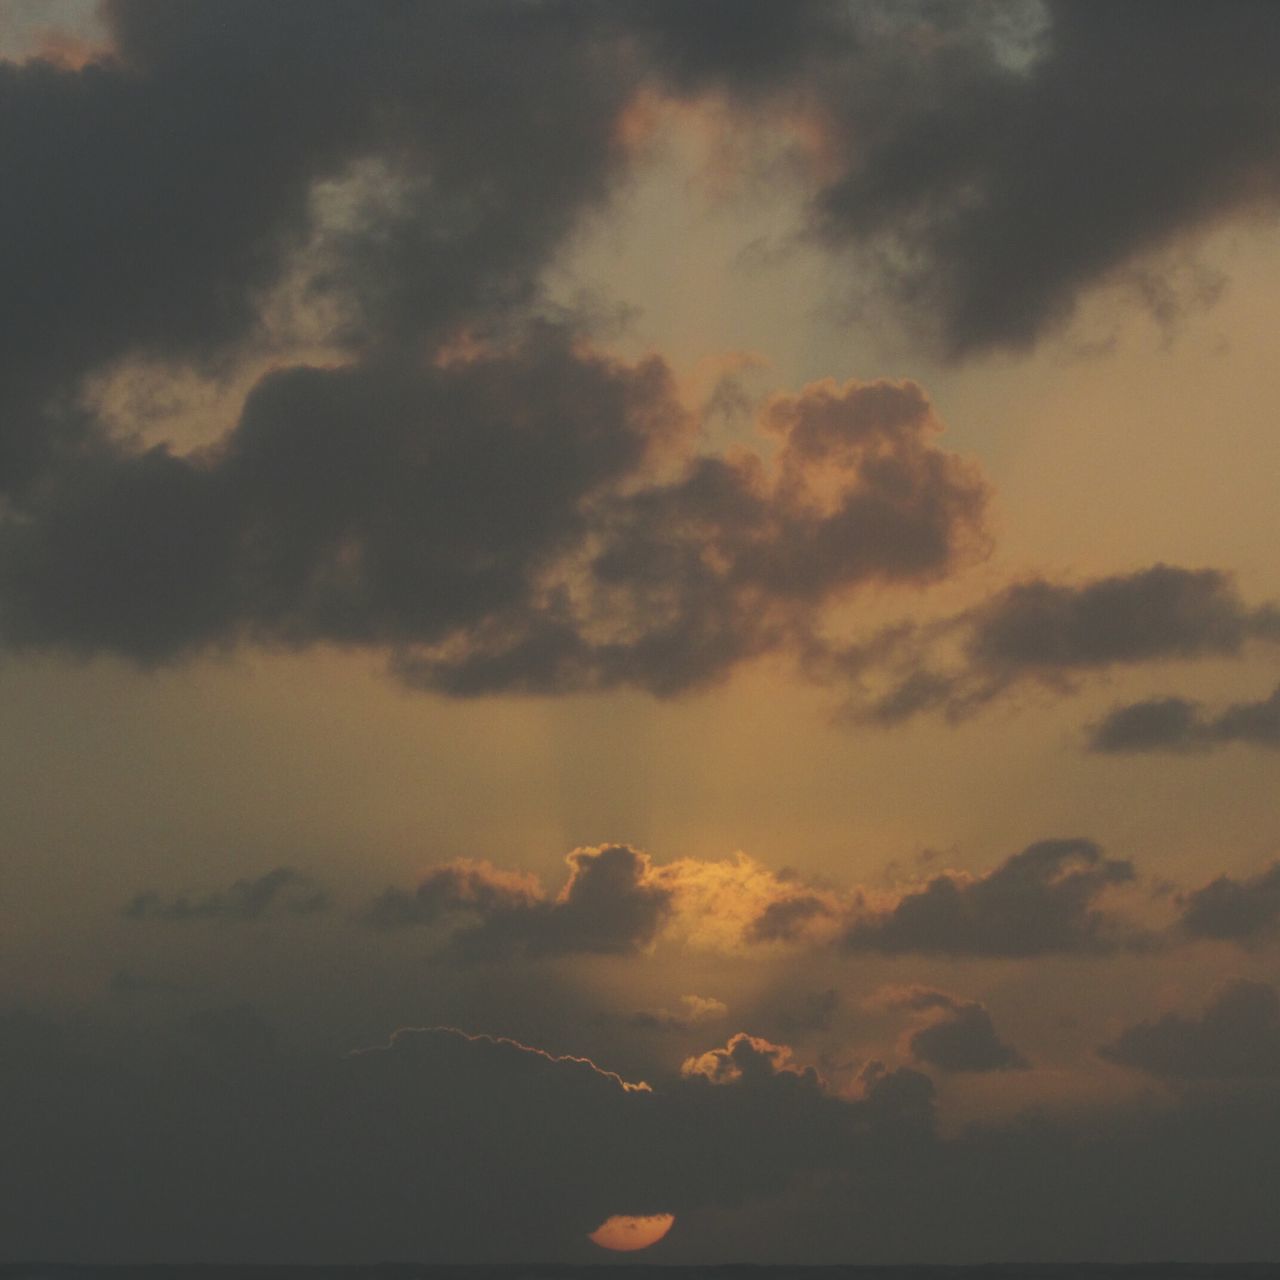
370, 844, 844, 957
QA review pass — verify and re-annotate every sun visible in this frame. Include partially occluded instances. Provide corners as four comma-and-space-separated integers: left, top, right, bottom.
588, 1212, 675, 1252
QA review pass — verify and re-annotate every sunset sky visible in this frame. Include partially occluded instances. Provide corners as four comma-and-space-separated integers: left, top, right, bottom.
4, 0, 1280, 1264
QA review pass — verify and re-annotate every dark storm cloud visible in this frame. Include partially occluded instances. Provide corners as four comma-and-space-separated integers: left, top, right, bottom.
1100, 980, 1280, 1080
1176, 861, 1280, 943
0, 0, 637, 491
8, 1004, 1280, 1262
0, 1009, 935, 1262
10, 3, 1271, 700
122, 867, 329, 921
844, 838, 1139, 957
368, 844, 674, 960
802, 0, 1280, 356
828, 565, 1280, 725
1088, 682, 1280, 753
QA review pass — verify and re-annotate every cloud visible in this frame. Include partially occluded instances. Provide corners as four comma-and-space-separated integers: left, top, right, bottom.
368, 845, 674, 960
1088, 683, 1280, 754
1, 3, 1003, 705
843, 838, 1139, 957
871, 986, 1028, 1074
827, 565, 1280, 725
8, 1000, 1280, 1261
800, 1, 1280, 356
1100, 980, 1280, 1080
371, 845, 846, 958
631, 994, 728, 1032
122, 867, 329, 921
0, 329, 988, 698
1176, 861, 1280, 943
0, 0, 640, 490
682, 1032, 820, 1088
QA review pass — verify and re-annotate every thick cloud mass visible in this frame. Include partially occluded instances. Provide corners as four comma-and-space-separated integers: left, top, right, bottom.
844, 838, 1138, 957
1100, 981, 1280, 1080
5, 3, 1275, 704
0, 335, 986, 693
0, 1013, 934, 1262
5, 1007, 1280, 1262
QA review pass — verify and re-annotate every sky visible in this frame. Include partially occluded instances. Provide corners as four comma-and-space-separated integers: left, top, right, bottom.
3, 0, 1280, 1265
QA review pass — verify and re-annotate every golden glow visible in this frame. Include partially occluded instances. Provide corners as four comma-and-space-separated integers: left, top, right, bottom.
588, 1213, 675, 1252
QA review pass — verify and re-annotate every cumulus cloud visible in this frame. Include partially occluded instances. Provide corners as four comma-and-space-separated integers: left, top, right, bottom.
825, 565, 1280, 725
1088, 683, 1280, 754
1100, 981, 1280, 1080
844, 838, 1140, 957
1176, 862, 1280, 944
370, 845, 845, 958
682, 1032, 820, 1088
368, 845, 673, 960
870, 986, 1028, 1074
122, 867, 329, 922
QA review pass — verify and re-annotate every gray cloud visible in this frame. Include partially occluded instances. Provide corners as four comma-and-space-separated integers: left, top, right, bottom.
123, 867, 329, 922
0, 348, 986, 697
368, 844, 673, 960
1100, 980, 1280, 1080
876, 987, 1029, 1074
6, 1000, 1280, 1261
804, 1, 1280, 356
844, 838, 1139, 957
1088, 683, 1280, 754
910, 1008, 1028, 1076
1176, 861, 1280, 944
0, 0, 638, 491
828, 565, 1280, 725
0, 1009, 933, 1262
624, 1, 1280, 356
9, 4, 1274, 710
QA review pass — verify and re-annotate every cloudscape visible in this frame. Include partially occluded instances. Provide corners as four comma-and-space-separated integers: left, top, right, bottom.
3, 0, 1280, 1265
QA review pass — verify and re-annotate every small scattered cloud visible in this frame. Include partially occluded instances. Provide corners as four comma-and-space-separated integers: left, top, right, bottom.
122, 867, 329, 922
868, 986, 1028, 1074
826, 565, 1280, 727
681, 1032, 820, 1088
1088, 683, 1280, 754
